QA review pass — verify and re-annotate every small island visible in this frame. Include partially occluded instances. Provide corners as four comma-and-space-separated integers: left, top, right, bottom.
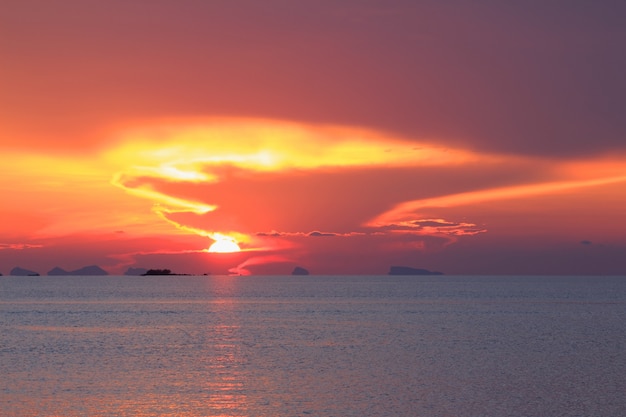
142, 269, 175, 275
125, 267, 148, 276
10, 267, 41, 276
388, 266, 443, 276
291, 266, 310, 276
141, 269, 191, 276
48, 265, 108, 276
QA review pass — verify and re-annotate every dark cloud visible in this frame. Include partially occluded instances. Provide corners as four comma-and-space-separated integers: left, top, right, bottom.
256, 232, 282, 237
2, 1, 625, 157
256, 231, 364, 238
0, 243, 43, 250
308, 231, 337, 237
375, 220, 486, 237
412, 220, 461, 228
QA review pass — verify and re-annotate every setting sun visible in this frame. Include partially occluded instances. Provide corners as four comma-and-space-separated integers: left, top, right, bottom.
208, 235, 241, 253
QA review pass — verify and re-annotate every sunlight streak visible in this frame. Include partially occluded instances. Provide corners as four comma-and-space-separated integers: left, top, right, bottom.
370, 175, 626, 226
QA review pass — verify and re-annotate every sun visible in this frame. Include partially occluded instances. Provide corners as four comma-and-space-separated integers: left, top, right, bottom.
208, 235, 241, 253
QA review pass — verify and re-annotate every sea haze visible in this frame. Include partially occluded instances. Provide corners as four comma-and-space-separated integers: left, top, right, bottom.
1, 275, 624, 416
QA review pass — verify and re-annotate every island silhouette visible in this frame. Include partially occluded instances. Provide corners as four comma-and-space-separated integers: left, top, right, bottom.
142, 269, 174, 275
4, 264, 444, 276
141, 269, 192, 276
10, 267, 41, 276
124, 267, 148, 276
388, 266, 443, 276
291, 266, 310, 276
48, 265, 108, 276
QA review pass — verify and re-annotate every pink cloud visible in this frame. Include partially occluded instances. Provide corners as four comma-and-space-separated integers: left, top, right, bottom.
0, 243, 43, 250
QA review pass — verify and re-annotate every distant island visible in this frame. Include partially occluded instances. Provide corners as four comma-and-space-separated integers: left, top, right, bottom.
388, 266, 443, 276
125, 267, 148, 276
10, 267, 41, 276
48, 265, 108, 276
141, 269, 190, 276
142, 268, 174, 275
291, 266, 310, 276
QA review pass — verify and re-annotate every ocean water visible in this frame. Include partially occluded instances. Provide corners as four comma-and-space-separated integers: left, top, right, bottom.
1, 275, 624, 417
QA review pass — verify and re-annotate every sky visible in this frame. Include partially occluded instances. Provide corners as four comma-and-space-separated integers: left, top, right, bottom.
1, 0, 625, 276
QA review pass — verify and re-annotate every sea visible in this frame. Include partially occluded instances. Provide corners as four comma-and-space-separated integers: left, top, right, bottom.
1, 275, 624, 417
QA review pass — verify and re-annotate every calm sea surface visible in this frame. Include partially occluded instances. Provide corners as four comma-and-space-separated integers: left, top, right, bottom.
1, 275, 624, 417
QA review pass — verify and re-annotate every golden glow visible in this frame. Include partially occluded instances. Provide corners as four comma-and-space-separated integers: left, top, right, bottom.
110, 172, 216, 215
0, 152, 161, 237
208, 234, 241, 253
370, 174, 626, 226
99, 119, 626, 251
106, 118, 478, 171
102, 118, 484, 246
5, 116, 626, 270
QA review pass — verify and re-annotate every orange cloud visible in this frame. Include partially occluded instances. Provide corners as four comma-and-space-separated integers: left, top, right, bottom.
4, 116, 625, 275
370, 174, 626, 227
228, 254, 295, 276
99, 118, 626, 270
106, 118, 483, 247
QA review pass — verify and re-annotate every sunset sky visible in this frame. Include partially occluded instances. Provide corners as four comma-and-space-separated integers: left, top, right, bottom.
1, 1, 625, 275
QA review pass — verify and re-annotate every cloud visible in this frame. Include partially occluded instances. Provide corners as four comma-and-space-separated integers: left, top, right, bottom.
229, 254, 294, 276
3, 2, 626, 276
308, 231, 337, 237
375, 219, 486, 237
0, 243, 43, 250
256, 231, 283, 237
5, 119, 623, 275
106, 118, 626, 262
4, 2, 626, 159
412, 219, 461, 228
370, 175, 626, 227
256, 230, 363, 238
107, 119, 490, 245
